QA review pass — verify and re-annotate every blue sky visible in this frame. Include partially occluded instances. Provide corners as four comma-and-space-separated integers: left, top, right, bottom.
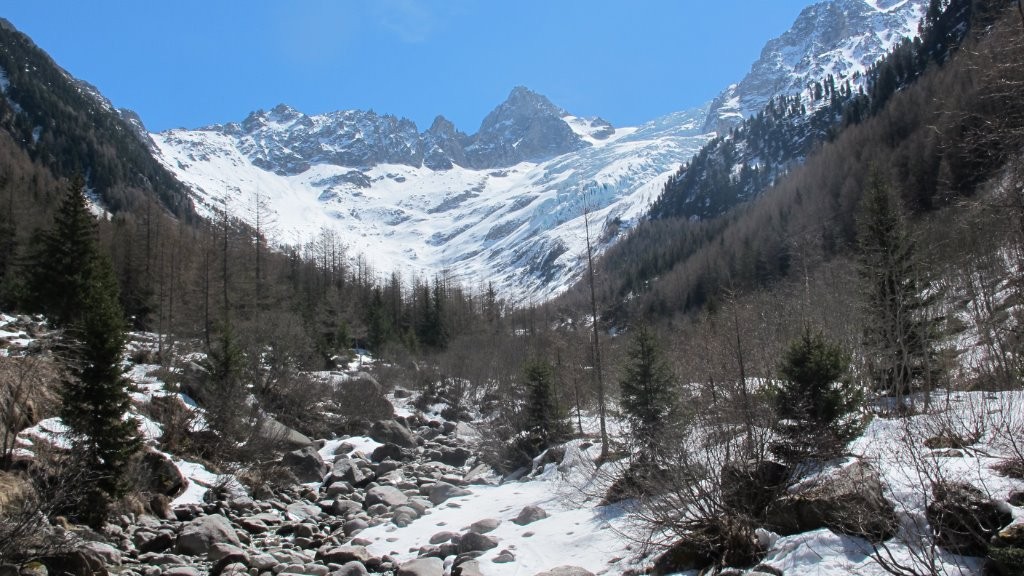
5, 1, 813, 133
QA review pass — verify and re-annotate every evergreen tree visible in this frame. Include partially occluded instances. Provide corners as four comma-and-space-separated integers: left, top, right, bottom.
857, 173, 942, 403
201, 324, 248, 445
36, 177, 141, 526
618, 324, 676, 456
521, 359, 570, 453
771, 330, 861, 464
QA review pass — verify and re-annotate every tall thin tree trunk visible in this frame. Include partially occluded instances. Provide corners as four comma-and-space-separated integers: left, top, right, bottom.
583, 194, 609, 461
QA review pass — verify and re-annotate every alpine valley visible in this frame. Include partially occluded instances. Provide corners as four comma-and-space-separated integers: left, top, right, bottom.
149, 0, 927, 303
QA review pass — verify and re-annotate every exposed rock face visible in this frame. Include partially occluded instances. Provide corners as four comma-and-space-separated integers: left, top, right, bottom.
177, 87, 588, 177
703, 0, 927, 132
463, 86, 589, 168
422, 116, 469, 170
229, 105, 424, 175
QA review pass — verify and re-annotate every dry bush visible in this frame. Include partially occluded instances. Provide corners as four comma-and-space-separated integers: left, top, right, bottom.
0, 355, 62, 467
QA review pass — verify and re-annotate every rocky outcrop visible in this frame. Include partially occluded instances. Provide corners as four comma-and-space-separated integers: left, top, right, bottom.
767, 460, 896, 542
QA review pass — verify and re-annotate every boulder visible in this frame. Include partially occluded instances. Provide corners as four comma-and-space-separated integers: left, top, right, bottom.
365, 485, 408, 509
281, 446, 329, 483
136, 449, 188, 498
513, 505, 548, 526
315, 545, 375, 566
370, 443, 404, 463
428, 481, 471, 505
458, 532, 499, 554
927, 481, 1012, 556
369, 420, 417, 448
437, 447, 472, 467
332, 561, 370, 576
39, 549, 107, 576
493, 549, 515, 563
260, 416, 314, 450
176, 514, 240, 556
334, 373, 394, 421
767, 460, 896, 542
329, 459, 371, 487
468, 518, 500, 534
397, 557, 443, 576
451, 560, 484, 576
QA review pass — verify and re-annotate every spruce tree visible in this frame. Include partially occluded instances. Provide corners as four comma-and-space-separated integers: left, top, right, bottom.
857, 173, 942, 403
619, 324, 676, 457
771, 330, 861, 464
521, 359, 570, 452
35, 177, 141, 526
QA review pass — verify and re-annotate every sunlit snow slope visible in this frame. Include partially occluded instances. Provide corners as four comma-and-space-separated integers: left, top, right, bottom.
152, 108, 711, 304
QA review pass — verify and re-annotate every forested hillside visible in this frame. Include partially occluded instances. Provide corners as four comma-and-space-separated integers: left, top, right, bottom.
566, 0, 1022, 322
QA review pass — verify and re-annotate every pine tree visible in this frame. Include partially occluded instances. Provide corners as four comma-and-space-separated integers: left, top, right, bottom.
619, 324, 676, 457
36, 177, 141, 526
521, 359, 570, 452
771, 330, 861, 464
857, 173, 942, 404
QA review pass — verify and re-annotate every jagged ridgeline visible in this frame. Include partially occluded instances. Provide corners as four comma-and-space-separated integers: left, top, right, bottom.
650, 0, 978, 223
0, 19, 194, 219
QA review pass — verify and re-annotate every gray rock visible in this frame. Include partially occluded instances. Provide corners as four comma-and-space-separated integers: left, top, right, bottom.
286, 502, 322, 522
370, 444, 404, 463
207, 542, 247, 562
493, 549, 515, 563
369, 420, 417, 449
260, 416, 314, 450
343, 518, 369, 536
392, 506, 419, 527
136, 448, 189, 498
513, 505, 549, 526
281, 446, 329, 483
457, 532, 498, 554
175, 514, 240, 556
330, 561, 369, 576
315, 546, 375, 566
451, 560, 484, 576
468, 518, 500, 534
365, 485, 408, 509
428, 531, 458, 545
329, 459, 370, 487
767, 460, 896, 543
81, 542, 121, 566
396, 557, 443, 576
428, 482, 471, 505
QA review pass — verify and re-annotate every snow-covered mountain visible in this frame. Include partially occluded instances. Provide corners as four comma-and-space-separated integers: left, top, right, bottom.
703, 0, 926, 132
153, 98, 711, 304
151, 0, 927, 303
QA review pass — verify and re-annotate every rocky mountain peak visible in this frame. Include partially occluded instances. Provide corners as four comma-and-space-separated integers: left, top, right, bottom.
463, 86, 588, 168
702, 0, 927, 133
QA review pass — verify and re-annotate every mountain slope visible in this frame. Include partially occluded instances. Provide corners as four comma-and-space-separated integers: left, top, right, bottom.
150, 0, 928, 303
0, 18, 194, 219
153, 106, 712, 303
703, 0, 926, 133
